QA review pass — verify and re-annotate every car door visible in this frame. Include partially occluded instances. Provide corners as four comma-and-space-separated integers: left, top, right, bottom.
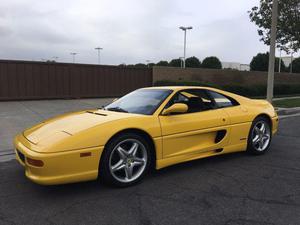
207, 90, 251, 147
159, 89, 230, 158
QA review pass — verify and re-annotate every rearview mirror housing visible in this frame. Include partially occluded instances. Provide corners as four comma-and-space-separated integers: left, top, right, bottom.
162, 103, 188, 116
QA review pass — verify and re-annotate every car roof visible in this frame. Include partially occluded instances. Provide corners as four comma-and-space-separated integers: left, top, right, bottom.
142, 86, 250, 104
142, 86, 219, 92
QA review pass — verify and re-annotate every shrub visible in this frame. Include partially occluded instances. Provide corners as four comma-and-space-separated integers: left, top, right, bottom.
185, 56, 201, 68
154, 80, 216, 87
291, 57, 300, 73
156, 61, 169, 67
169, 59, 182, 67
250, 52, 286, 72
201, 56, 222, 69
153, 80, 300, 97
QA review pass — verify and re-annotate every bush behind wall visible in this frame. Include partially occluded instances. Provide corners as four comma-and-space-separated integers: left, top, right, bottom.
154, 80, 300, 97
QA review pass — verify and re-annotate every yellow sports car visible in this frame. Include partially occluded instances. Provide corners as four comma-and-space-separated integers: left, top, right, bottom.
14, 86, 278, 186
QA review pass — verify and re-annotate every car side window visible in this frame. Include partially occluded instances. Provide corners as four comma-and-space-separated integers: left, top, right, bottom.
208, 91, 239, 108
165, 92, 187, 108
165, 89, 216, 114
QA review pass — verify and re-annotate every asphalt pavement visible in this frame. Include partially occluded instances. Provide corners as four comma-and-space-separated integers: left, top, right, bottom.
0, 113, 299, 225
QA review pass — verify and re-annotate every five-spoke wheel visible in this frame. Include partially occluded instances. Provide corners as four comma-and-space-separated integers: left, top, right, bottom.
251, 121, 271, 151
99, 133, 151, 187
247, 116, 272, 154
109, 139, 147, 183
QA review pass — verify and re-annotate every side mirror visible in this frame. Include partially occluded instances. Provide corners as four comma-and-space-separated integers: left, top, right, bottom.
162, 103, 188, 116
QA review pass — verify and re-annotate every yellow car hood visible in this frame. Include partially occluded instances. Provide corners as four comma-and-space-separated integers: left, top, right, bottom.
23, 109, 136, 149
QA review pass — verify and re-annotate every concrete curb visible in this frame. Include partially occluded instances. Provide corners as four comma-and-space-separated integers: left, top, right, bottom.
276, 107, 300, 116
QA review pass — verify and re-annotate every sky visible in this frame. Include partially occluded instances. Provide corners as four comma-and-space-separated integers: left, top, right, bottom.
0, 0, 297, 65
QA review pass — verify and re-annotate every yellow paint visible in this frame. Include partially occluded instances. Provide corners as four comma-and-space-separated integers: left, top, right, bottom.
161, 103, 188, 115
14, 86, 278, 185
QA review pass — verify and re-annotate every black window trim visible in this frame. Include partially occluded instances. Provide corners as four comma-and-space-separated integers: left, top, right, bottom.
160, 88, 219, 115
160, 88, 241, 116
150, 89, 174, 115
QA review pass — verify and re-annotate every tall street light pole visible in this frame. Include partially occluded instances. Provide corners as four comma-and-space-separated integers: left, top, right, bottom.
179, 57, 184, 68
95, 47, 103, 64
70, 52, 78, 63
179, 26, 193, 68
267, 0, 278, 103
278, 48, 282, 73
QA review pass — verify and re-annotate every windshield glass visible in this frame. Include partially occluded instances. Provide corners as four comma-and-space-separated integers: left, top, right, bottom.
104, 89, 173, 115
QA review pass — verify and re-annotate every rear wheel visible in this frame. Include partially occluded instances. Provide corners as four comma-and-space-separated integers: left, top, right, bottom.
247, 116, 272, 155
99, 133, 151, 187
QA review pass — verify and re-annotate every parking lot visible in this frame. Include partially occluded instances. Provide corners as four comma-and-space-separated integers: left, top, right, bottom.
0, 99, 300, 225
0, 98, 113, 159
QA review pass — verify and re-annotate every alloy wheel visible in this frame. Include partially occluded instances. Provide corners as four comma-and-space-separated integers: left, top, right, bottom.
109, 139, 147, 183
251, 121, 271, 152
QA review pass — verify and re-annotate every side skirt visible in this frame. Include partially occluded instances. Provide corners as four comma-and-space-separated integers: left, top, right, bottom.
156, 143, 247, 170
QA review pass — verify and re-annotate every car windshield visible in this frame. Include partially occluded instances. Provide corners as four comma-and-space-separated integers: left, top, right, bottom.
104, 89, 173, 115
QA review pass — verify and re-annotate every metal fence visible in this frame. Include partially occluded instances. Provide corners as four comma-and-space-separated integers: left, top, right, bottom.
0, 60, 152, 100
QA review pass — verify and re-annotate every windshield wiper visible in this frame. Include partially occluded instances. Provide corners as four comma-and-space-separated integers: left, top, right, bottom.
105, 107, 128, 113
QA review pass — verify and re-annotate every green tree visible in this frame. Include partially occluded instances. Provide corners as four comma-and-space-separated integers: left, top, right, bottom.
250, 52, 286, 72
290, 57, 300, 73
201, 56, 222, 69
249, 0, 300, 53
185, 56, 201, 68
134, 63, 147, 68
156, 61, 169, 66
169, 58, 182, 67
147, 63, 155, 68
250, 53, 269, 71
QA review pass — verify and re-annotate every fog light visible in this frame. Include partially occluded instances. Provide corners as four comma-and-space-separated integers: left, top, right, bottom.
27, 158, 44, 167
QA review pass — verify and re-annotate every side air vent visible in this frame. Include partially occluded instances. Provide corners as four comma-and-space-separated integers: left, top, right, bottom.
215, 130, 227, 143
215, 148, 223, 153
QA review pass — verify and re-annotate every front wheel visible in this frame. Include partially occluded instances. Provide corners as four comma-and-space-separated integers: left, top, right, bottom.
99, 133, 151, 187
247, 117, 272, 155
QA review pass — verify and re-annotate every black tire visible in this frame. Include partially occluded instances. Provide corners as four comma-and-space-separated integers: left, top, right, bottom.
99, 133, 152, 187
247, 116, 272, 155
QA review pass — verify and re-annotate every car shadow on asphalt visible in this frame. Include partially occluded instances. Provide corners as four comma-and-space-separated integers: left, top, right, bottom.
15, 151, 250, 196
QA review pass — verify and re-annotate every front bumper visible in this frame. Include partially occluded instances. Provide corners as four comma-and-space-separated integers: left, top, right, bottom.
14, 134, 104, 185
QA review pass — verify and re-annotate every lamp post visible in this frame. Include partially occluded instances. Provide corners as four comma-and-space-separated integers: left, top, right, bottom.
179, 26, 193, 68
95, 47, 103, 64
267, 0, 278, 103
278, 48, 282, 73
179, 57, 184, 68
70, 52, 78, 63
